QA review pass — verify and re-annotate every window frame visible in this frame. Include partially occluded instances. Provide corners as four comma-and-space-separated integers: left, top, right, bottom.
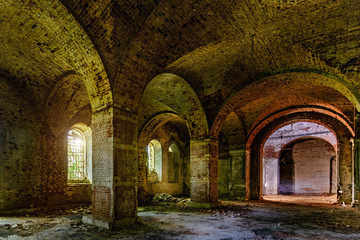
67, 127, 89, 184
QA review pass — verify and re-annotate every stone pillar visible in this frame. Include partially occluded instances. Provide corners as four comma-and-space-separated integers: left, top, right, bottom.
189, 138, 218, 207
137, 146, 148, 204
83, 106, 137, 229
338, 137, 353, 203
355, 139, 360, 194
245, 149, 251, 201
354, 114, 360, 202
229, 149, 246, 200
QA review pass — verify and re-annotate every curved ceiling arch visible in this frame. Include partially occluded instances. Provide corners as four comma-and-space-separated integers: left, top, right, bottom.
139, 73, 208, 139
0, 0, 112, 111
211, 71, 358, 138
246, 106, 355, 150
265, 121, 338, 151
138, 112, 189, 147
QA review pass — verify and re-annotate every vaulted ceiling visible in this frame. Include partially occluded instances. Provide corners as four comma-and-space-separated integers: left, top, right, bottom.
1, 0, 360, 134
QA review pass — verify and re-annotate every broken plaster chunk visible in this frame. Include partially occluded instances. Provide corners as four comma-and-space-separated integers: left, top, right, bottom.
10, 224, 18, 229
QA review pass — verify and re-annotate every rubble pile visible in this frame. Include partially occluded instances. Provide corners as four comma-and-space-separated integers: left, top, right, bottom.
152, 193, 184, 203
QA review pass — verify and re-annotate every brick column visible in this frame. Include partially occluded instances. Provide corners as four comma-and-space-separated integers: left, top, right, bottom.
354, 114, 360, 203
338, 136, 353, 203
245, 149, 251, 201
83, 106, 137, 229
137, 146, 148, 204
229, 149, 246, 200
189, 138, 218, 208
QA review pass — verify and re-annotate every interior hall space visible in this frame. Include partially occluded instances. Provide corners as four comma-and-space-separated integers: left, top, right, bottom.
1, 0, 360, 239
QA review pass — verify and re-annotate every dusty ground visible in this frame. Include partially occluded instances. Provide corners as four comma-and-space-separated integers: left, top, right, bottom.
1, 200, 360, 239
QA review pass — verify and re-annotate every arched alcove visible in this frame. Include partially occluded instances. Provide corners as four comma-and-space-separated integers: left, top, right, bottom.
168, 143, 181, 183
261, 121, 339, 204
217, 112, 246, 200
138, 113, 190, 203
147, 139, 163, 183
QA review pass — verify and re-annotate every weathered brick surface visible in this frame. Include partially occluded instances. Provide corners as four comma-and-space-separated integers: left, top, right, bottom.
190, 138, 218, 203
1, 0, 360, 219
91, 107, 114, 219
0, 1, 112, 111
92, 186, 111, 220
293, 139, 335, 194
91, 107, 138, 222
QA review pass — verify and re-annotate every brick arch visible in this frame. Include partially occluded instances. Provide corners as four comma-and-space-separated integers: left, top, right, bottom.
53, 0, 113, 111
138, 112, 189, 148
246, 106, 354, 149
210, 71, 359, 139
139, 73, 208, 139
245, 111, 354, 202
2, 0, 113, 112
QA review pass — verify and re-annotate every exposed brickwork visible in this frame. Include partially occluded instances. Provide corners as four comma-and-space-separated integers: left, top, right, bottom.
91, 106, 138, 223
91, 108, 114, 220
190, 138, 218, 203
92, 186, 111, 220
293, 139, 335, 194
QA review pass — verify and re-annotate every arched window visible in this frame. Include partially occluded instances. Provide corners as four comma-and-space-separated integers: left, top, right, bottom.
168, 143, 180, 183
148, 142, 155, 172
146, 139, 162, 182
68, 128, 87, 182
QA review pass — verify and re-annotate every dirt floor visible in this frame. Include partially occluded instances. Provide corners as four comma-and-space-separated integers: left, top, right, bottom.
1, 199, 360, 239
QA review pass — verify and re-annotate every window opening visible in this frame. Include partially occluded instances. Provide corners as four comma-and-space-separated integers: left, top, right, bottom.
68, 128, 86, 181
146, 139, 162, 182
147, 142, 155, 172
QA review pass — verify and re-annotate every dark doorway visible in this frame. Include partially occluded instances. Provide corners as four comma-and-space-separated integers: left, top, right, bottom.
279, 145, 294, 195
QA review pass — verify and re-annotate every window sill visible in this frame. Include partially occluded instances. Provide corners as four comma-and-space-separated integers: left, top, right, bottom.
68, 181, 91, 186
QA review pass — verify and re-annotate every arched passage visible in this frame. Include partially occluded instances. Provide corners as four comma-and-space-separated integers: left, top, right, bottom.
139, 73, 208, 139
217, 112, 247, 200
246, 111, 354, 203
139, 73, 218, 206
262, 121, 337, 202
211, 71, 359, 140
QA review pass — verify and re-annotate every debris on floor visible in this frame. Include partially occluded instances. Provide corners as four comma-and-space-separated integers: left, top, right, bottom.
152, 193, 184, 203
1, 202, 360, 239
152, 193, 189, 209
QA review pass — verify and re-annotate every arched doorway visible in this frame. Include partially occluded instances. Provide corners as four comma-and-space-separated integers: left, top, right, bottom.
262, 121, 338, 204
279, 138, 336, 195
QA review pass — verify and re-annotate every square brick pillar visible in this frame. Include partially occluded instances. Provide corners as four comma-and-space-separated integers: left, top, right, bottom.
245, 149, 251, 201
189, 138, 219, 208
83, 106, 137, 229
